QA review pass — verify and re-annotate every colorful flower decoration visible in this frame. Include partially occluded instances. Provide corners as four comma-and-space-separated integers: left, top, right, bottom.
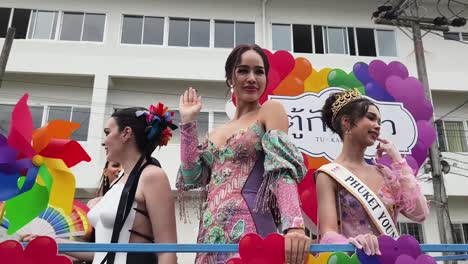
0, 94, 91, 235
135, 102, 178, 146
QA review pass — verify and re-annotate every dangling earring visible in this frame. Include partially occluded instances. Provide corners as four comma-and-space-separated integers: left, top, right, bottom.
345, 129, 352, 135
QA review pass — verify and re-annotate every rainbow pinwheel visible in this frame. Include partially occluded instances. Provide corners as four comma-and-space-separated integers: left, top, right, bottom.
0, 94, 91, 234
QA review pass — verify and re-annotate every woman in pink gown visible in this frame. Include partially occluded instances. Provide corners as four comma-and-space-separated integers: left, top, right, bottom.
177, 44, 311, 264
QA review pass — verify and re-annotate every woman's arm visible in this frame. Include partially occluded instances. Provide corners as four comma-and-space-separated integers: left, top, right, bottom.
389, 160, 429, 222
177, 88, 211, 188
315, 172, 348, 244
376, 139, 429, 222
260, 101, 303, 230
178, 121, 210, 187
142, 166, 178, 264
259, 101, 310, 264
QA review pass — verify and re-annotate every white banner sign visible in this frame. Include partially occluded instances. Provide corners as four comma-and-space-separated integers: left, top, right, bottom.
269, 87, 417, 161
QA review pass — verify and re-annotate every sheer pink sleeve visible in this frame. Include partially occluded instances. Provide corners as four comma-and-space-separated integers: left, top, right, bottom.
320, 231, 349, 244
381, 159, 429, 222
177, 121, 211, 189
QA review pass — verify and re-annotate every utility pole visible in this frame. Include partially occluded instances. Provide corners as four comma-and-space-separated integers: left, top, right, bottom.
410, 2, 454, 249
0, 27, 16, 88
373, 0, 460, 257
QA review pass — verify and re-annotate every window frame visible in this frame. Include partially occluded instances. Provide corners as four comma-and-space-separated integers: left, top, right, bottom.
214, 19, 255, 49
375, 28, 398, 57
270, 22, 397, 57
398, 222, 425, 243
58, 11, 106, 43
27, 9, 59, 40
443, 31, 461, 41
0, 102, 91, 141
168, 17, 212, 48
436, 119, 468, 153
120, 14, 165, 46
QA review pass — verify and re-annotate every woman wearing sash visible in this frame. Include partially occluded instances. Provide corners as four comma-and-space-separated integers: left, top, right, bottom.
316, 89, 429, 255
22, 105, 179, 264
177, 44, 311, 264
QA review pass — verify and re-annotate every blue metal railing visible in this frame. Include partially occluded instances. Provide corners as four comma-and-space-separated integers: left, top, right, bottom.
50, 243, 468, 262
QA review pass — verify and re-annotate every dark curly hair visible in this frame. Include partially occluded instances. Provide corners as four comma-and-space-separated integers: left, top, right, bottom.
322, 92, 378, 139
224, 44, 269, 88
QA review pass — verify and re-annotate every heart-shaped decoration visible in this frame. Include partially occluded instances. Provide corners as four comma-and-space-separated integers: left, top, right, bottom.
304, 68, 332, 93
385, 76, 433, 121
24, 236, 71, 264
327, 69, 365, 94
327, 252, 361, 264
305, 252, 332, 263
238, 233, 285, 264
378, 235, 421, 264
356, 248, 381, 264
225, 257, 243, 264
368, 60, 409, 88
0, 240, 24, 261
266, 50, 296, 80
394, 254, 436, 264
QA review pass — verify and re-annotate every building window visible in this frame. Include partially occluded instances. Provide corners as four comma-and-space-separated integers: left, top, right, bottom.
189, 19, 210, 47
169, 110, 208, 144
398, 222, 425, 243
444, 32, 461, 41
436, 120, 468, 152
235, 21, 255, 46
356, 28, 376, 57
0, 8, 32, 39
28, 10, 58, 40
169, 17, 210, 47
11, 8, 31, 39
462, 33, 468, 41
143, 16, 165, 45
45, 106, 91, 141
214, 20, 234, 48
168, 17, 189, 47
60, 12, 105, 42
314, 25, 324, 54
214, 20, 255, 48
376, 29, 397, 56
121, 15, 143, 44
272, 23, 314, 53
0, 8, 11, 38
0, 104, 43, 135
272, 24, 397, 57
272, 23, 291, 51
452, 223, 468, 254
325, 26, 348, 54
213, 111, 229, 130
121, 15, 164, 45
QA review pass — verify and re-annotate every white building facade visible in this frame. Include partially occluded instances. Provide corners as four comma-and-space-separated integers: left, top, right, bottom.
1, 0, 468, 262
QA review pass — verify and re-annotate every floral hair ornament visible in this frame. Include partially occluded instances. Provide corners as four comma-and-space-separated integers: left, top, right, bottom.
135, 103, 178, 146
331, 88, 362, 122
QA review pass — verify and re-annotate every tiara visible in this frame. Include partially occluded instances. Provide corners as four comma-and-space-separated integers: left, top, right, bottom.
331, 88, 362, 122
135, 103, 178, 146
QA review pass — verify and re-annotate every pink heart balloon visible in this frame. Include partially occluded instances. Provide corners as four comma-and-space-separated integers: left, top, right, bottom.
378, 235, 422, 264
395, 254, 437, 264
369, 60, 409, 87
269, 50, 295, 80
